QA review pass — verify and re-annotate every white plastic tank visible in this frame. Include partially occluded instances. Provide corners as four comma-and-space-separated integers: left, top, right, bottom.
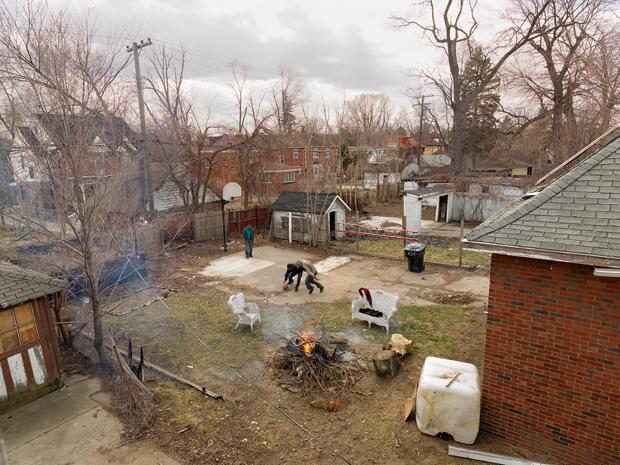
416, 356, 481, 444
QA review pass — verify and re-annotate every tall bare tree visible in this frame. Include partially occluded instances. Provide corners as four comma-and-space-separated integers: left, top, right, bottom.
511, 0, 609, 162
0, 1, 134, 364
393, 0, 576, 173
342, 93, 393, 146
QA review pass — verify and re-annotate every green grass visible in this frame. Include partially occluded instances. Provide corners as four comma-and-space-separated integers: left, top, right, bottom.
342, 239, 490, 266
394, 305, 468, 359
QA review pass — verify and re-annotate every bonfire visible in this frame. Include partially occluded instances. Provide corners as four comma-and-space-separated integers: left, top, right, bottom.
270, 329, 365, 398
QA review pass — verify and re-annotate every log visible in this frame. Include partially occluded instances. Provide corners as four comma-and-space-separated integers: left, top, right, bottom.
372, 350, 400, 378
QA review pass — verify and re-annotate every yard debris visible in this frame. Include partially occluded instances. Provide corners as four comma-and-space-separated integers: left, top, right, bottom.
446, 372, 460, 387
447, 446, 555, 465
309, 397, 345, 411
270, 330, 365, 398
383, 333, 412, 356
403, 382, 418, 421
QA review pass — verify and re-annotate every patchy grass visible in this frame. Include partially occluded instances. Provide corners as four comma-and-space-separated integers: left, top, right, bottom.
342, 238, 490, 266
105, 287, 265, 379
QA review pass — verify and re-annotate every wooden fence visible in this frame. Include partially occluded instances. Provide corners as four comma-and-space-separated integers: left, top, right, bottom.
193, 207, 271, 242
193, 211, 225, 242
227, 207, 271, 234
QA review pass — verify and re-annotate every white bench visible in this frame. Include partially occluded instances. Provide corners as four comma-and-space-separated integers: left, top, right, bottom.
352, 289, 399, 334
228, 293, 261, 332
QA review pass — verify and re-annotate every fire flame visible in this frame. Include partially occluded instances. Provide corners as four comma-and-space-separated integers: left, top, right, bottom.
298, 331, 317, 355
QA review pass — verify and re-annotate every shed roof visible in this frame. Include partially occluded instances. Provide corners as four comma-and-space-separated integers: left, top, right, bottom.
465, 136, 620, 265
271, 191, 350, 214
0, 262, 67, 309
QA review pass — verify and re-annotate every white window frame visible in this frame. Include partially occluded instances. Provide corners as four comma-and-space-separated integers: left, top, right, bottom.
312, 147, 320, 159
283, 171, 295, 184
324, 148, 331, 158
292, 149, 300, 160
278, 153, 285, 164
313, 164, 322, 175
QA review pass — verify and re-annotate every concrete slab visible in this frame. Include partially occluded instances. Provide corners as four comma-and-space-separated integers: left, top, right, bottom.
445, 276, 490, 296
315, 256, 351, 274
200, 255, 274, 278
360, 216, 402, 228
0, 375, 180, 465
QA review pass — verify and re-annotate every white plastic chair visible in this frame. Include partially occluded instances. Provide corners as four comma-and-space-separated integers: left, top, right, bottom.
228, 292, 261, 332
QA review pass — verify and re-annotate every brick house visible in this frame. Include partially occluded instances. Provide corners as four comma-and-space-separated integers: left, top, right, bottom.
9, 114, 142, 219
463, 135, 620, 465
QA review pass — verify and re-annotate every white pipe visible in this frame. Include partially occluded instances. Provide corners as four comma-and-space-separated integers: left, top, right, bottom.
594, 268, 620, 278
288, 212, 292, 244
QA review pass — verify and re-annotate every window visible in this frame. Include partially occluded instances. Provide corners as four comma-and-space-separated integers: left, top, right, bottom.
258, 171, 272, 183
482, 185, 490, 194
324, 148, 331, 158
327, 165, 334, 175
28, 167, 35, 179
312, 147, 320, 159
0, 303, 38, 354
313, 164, 322, 175
292, 149, 300, 160
20, 186, 28, 200
278, 153, 285, 164
283, 171, 295, 184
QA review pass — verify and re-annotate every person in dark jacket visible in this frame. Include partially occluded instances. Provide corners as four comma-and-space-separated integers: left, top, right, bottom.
283, 260, 324, 294
284, 263, 303, 291
242, 225, 254, 258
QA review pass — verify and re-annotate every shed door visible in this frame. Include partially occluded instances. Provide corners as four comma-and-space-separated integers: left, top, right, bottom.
329, 211, 337, 239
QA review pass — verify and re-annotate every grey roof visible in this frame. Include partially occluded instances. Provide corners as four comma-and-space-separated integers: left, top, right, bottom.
405, 186, 453, 197
465, 136, 620, 261
271, 191, 349, 214
0, 262, 67, 309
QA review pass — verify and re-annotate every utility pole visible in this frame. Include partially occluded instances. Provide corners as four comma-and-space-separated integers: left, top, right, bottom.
127, 39, 154, 213
416, 95, 433, 169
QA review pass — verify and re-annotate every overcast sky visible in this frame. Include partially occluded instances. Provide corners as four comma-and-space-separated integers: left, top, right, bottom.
49, 0, 508, 123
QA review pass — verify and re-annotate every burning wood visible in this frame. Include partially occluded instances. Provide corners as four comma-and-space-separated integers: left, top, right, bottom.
270, 329, 365, 398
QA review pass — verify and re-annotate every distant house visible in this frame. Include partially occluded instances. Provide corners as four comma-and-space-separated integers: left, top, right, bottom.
463, 134, 620, 465
270, 191, 350, 243
9, 114, 142, 219
0, 137, 15, 207
0, 262, 67, 412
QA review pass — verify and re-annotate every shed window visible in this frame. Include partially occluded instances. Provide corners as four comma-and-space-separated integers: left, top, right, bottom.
0, 303, 38, 354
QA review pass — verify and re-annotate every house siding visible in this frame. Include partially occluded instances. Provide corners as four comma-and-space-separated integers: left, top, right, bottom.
483, 254, 620, 465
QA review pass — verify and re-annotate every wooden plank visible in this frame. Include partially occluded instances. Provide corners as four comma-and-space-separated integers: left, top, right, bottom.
448, 446, 556, 465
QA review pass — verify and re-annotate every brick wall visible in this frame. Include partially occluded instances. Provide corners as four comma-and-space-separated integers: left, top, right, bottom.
484, 254, 620, 465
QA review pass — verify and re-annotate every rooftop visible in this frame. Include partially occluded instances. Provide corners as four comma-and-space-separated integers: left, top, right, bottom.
465, 136, 620, 266
0, 262, 67, 309
271, 191, 350, 214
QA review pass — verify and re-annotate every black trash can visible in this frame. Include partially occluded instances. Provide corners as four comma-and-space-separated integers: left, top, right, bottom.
404, 242, 426, 273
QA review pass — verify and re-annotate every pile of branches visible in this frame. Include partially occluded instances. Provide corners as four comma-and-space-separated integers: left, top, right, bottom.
270, 335, 365, 398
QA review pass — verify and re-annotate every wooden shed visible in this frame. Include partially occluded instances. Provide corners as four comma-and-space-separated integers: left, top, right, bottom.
0, 262, 67, 411
270, 191, 350, 244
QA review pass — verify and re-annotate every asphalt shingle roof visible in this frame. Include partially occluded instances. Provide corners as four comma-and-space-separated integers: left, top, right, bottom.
0, 262, 67, 309
271, 192, 347, 214
465, 136, 620, 261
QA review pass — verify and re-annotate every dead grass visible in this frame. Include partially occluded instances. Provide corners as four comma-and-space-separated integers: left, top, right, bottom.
105, 287, 265, 380
342, 238, 491, 266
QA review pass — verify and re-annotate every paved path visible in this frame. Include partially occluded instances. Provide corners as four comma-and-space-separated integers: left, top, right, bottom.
0, 374, 180, 465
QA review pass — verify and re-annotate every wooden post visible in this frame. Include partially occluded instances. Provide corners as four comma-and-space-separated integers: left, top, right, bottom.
53, 292, 72, 348
458, 217, 464, 267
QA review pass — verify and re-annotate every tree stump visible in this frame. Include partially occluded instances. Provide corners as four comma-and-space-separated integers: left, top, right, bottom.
373, 350, 400, 378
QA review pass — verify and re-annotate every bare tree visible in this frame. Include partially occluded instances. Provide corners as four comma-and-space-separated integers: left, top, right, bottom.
272, 66, 304, 134
393, 0, 576, 173
342, 93, 393, 146
0, 1, 134, 365
511, 0, 609, 162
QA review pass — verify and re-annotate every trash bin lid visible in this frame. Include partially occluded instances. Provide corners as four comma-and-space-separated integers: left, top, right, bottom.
404, 242, 426, 252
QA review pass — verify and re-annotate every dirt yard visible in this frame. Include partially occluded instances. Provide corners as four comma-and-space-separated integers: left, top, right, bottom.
68, 242, 547, 465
